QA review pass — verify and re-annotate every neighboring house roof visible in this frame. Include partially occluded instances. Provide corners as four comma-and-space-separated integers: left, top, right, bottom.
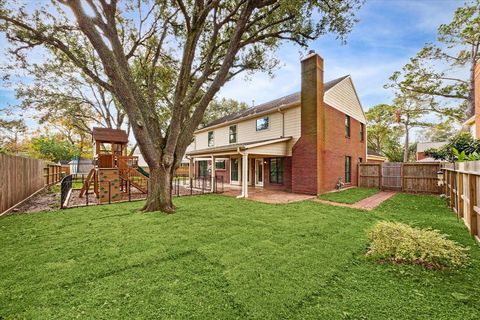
416, 141, 447, 153
92, 127, 129, 143
200, 75, 357, 131
367, 148, 387, 162
367, 148, 383, 157
187, 137, 292, 156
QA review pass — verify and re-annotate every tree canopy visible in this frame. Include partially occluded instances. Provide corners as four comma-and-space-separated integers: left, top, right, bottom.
386, 0, 480, 122
0, 0, 363, 212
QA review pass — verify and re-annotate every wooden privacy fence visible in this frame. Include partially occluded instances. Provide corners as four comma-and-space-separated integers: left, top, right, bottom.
0, 154, 63, 214
442, 162, 480, 242
358, 162, 442, 194
44, 164, 63, 185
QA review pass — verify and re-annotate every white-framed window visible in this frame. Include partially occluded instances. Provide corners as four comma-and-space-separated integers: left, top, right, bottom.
229, 125, 237, 143
208, 131, 214, 147
256, 117, 269, 131
215, 160, 226, 169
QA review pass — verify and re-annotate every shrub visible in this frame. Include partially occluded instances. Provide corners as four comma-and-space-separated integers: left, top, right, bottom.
367, 221, 468, 269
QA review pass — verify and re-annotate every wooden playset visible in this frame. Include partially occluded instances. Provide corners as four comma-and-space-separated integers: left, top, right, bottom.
80, 127, 149, 203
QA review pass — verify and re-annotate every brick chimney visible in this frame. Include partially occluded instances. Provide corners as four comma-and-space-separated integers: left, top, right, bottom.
291, 51, 325, 195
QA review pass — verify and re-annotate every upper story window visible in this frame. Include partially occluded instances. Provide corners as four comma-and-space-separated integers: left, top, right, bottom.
229, 125, 237, 143
360, 123, 364, 141
256, 117, 269, 131
345, 115, 351, 138
208, 131, 214, 147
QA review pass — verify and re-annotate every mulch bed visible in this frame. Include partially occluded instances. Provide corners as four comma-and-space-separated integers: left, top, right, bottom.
8, 186, 60, 215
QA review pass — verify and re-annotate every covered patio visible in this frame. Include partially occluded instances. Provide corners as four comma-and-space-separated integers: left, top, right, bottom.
186, 137, 293, 198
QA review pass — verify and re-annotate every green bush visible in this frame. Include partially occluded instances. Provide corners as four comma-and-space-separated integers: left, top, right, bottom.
367, 221, 468, 269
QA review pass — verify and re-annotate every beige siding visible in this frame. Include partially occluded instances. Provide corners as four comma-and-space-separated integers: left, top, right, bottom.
324, 77, 366, 124
194, 105, 301, 150
249, 141, 290, 156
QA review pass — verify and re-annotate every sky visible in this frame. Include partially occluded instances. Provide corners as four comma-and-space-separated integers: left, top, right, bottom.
0, 0, 465, 130
219, 0, 462, 111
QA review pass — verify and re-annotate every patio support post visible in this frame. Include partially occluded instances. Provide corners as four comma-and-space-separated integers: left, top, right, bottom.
211, 155, 216, 192
243, 152, 249, 198
189, 157, 193, 179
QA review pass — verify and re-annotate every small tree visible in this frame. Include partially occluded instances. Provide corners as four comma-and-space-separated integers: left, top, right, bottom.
392, 94, 431, 162
28, 135, 80, 163
0, 118, 27, 155
365, 103, 396, 154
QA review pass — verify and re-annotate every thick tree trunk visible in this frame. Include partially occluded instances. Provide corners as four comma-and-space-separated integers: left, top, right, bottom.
142, 166, 176, 213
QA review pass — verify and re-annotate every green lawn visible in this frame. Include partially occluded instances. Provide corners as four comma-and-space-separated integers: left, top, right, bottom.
318, 187, 380, 204
0, 194, 479, 319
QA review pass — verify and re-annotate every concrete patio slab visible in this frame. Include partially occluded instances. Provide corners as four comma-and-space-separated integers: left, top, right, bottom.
223, 187, 315, 204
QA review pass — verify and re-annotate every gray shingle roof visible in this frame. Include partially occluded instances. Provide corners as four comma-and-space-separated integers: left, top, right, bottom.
186, 137, 292, 156
202, 75, 349, 129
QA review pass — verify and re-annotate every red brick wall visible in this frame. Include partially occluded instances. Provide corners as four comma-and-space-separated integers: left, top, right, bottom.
215, 159, 230, 184
417, 152, 426, 161
320, 104, 366, 192
195, 159, 230, 184
263, 157, 292, 191
292, 135, 318, 194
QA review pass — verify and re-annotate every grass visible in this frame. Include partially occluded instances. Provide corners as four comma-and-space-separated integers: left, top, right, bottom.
0, 194, 479, 319
318, 187, 380, 204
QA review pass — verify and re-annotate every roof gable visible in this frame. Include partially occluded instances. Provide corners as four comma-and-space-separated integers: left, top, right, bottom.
324, 76, 366, 124
92, 127, 129, 143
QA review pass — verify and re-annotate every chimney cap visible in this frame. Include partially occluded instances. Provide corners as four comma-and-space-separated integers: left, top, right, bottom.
301, 50, 320, 62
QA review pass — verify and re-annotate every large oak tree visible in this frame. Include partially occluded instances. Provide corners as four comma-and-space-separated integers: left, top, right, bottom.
0, 0, 362, 213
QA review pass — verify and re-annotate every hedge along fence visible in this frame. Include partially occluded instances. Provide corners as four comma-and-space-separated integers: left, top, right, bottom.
442, 161, 480, 242
358, 162, 442, 194
0, 154, 62, 214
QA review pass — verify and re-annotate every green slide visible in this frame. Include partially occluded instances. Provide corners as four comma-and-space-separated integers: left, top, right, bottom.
136, 167, 150, 178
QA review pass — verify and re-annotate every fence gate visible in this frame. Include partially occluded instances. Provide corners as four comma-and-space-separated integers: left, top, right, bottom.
382, 162, 402, 190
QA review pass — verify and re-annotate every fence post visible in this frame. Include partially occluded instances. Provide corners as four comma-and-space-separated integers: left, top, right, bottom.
128, 180, 131, 202
378, 164, 382, 189
443, 169, 448, 196
108, 181, 111, 204
458, 173, 464, 218
449, 170, 454, 210
468, 173, 477, 237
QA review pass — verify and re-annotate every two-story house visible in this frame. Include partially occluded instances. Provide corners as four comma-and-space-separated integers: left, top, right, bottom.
186, 52, 367, 198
